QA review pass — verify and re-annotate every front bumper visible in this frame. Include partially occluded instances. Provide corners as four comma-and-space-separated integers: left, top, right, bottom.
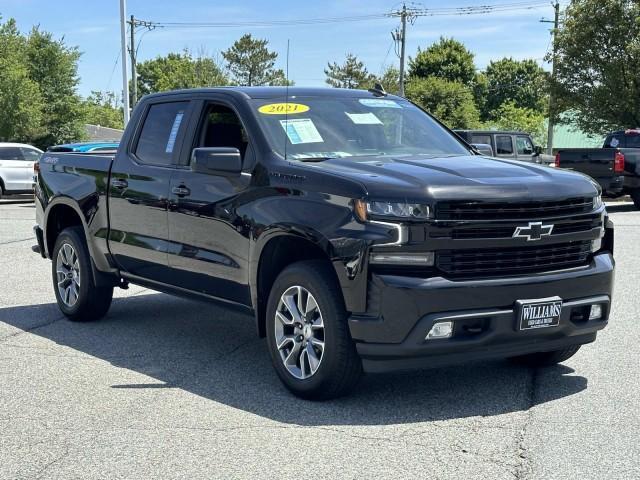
349, 252, 614, 373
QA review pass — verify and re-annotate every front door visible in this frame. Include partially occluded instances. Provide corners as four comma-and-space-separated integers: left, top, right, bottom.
108, 100, 190, 283
167, 101, 253, 305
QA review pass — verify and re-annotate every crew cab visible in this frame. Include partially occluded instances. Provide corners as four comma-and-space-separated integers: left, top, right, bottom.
555, 129, 640, 208
33, 87, 615, 399
0, 142, 42, 198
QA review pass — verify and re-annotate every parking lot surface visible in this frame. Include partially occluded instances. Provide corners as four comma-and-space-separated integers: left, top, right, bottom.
1, 198, 639, 479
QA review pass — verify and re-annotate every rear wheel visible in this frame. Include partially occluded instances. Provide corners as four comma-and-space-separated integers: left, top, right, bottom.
265, 260, 362, 400
52, 226, 113, 321
630, 189, 640, 209
509, 345, 581, 367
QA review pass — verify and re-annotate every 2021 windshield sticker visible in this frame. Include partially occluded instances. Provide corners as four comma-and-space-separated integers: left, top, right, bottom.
258, 103, 310, 115
165, 112, 184, 153
280, 118, 324, 144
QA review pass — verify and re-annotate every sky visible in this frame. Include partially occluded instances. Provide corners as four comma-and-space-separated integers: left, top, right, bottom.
0, 0, 559, 98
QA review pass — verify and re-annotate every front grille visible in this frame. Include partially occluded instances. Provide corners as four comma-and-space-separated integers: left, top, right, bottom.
451, 217, 600, 240
436, 197, 594, 221
436, 241, 592, 277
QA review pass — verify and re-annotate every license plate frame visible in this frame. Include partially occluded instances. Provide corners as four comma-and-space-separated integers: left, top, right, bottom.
516, 297, 563, 331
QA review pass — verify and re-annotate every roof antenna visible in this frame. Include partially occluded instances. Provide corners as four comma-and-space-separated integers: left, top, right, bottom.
284, 39, 290, 162
368, 82, 387, 97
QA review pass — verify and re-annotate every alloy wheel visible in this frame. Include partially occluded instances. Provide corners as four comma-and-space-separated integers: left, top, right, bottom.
56, 243, 81, 307
274, 285, 325, 380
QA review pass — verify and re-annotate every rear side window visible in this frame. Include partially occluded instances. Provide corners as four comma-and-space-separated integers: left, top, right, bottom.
471, 134, 492, 146
135, 101, 188, 166
20, 148, 42, 161
0, 147, 24, 160
625, 134, 640, 148
496, 136, 514, 155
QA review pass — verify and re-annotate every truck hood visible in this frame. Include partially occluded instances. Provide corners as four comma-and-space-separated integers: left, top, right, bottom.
304, 154, 599, 202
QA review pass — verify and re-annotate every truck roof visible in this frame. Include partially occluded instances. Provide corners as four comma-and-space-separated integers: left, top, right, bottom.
143, 86, 404, 101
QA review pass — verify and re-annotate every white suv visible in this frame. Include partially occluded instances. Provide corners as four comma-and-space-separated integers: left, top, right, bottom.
0, 143, 42, 198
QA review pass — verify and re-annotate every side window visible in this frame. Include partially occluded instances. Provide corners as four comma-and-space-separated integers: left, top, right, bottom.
197, 103, 249, 161
471, 134, 492, 146
496, 135, 514, 155
626, 135, 640, 148
0, 147, 24, 160
135, 101, 188, 166
20, 148, 42, 161
516, 136, 534, 155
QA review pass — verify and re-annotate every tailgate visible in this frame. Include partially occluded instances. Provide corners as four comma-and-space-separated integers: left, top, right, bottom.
557, 148, 616, 179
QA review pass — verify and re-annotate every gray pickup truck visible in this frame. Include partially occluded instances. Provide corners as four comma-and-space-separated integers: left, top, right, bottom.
455, 130, 554, 164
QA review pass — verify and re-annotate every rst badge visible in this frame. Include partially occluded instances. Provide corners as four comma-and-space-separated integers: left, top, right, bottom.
513, 221, 554, 241
517, 297, 563, 330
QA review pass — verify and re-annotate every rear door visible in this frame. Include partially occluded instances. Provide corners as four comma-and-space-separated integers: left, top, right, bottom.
515, 135, 535, 162
166, 98, 253, 305
108, 99, 192, 283
0, 146, 38, 191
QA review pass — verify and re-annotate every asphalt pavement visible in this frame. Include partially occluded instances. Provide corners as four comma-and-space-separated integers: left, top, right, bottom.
1, 198, 638, 479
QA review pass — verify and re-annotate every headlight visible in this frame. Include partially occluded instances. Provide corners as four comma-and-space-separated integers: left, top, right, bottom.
354, 199, 432, 221
593, 194, 603, 210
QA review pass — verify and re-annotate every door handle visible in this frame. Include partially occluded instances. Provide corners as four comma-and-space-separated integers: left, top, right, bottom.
111, 178, 128, 189
172, 185, 191, 197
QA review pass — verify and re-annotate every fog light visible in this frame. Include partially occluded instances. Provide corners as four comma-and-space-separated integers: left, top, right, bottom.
589, 304, 603, 320
370, 252, 434, 266
591, 238, 602, 252
426, 321, 453, 340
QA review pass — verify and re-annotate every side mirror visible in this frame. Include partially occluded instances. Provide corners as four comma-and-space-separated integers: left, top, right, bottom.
534, 145, 543, 156
191, 147, 242, 176
471, 143, 494, 157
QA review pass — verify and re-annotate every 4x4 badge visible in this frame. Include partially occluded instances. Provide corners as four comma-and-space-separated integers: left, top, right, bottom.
513, 221, 554, 241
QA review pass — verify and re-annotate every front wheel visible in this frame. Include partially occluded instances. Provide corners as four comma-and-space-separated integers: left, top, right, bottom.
509, 345, 581, 367
266, 260, 363, 400
52, 226, 113, 321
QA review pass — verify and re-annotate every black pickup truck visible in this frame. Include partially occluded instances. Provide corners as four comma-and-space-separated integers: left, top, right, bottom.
34, 87, 614, 399
555, 129, 640, 208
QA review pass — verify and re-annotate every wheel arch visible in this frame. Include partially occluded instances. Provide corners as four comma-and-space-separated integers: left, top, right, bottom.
252, 229, 340, 338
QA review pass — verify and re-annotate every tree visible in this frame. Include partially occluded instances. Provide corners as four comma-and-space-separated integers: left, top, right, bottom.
373, 66, 400, 95
552, 0, 640, 134
82, 91, 123, 130
25, 26, 85, 147
325, 53, 375, 89
0, 19, 43, 142
137, 50, 229, 96
222, 34, 288, 86
484, 101, 547, 146
409, 37, 476, 85
482, 58, 548, 119
406, 77, 480, 129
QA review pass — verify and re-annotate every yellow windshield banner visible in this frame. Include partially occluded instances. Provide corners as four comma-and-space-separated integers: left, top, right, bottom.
258, 103, 310, 115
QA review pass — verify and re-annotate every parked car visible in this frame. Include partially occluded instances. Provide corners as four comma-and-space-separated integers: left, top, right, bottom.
34, 87, 614, 399
47, 142, 120, 153
555, 129, 640, 208
0, 142, 42, 198
455, 130, 553, 164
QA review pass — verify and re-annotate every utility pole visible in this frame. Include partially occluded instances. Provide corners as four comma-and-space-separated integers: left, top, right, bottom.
391, 3, 416, 97
129, 15, 137, 107
541, 2, 560, 155
119, 0, 130, 126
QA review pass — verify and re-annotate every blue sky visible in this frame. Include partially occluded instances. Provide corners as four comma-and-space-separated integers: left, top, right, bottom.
0, 0, 558, 97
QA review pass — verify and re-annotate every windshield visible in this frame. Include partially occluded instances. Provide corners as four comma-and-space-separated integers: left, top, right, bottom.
250, 96, 470, 160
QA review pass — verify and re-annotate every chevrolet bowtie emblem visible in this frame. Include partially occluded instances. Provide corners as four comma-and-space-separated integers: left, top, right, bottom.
513, 221, 554, 241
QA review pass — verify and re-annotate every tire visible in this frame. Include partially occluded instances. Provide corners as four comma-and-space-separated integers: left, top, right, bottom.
265, 260, 363, 400
509, 345, 581, 367
630, 189, 640, 209
0, 180, 4, 200
51, 226, 113, 321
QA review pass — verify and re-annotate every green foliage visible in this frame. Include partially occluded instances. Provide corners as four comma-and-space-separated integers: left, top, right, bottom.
484, 101, 547, 146
137, 50, 229, 95
81, 91, 123, 130
482, 58, 548, 119
0, 17, 84, 148
409, 37, 476, 85
325, 53, 375, 89
222, 34, 289, 86
373, 66, 400, 95
552, 0, 640, 135
406, 77, 480, 129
